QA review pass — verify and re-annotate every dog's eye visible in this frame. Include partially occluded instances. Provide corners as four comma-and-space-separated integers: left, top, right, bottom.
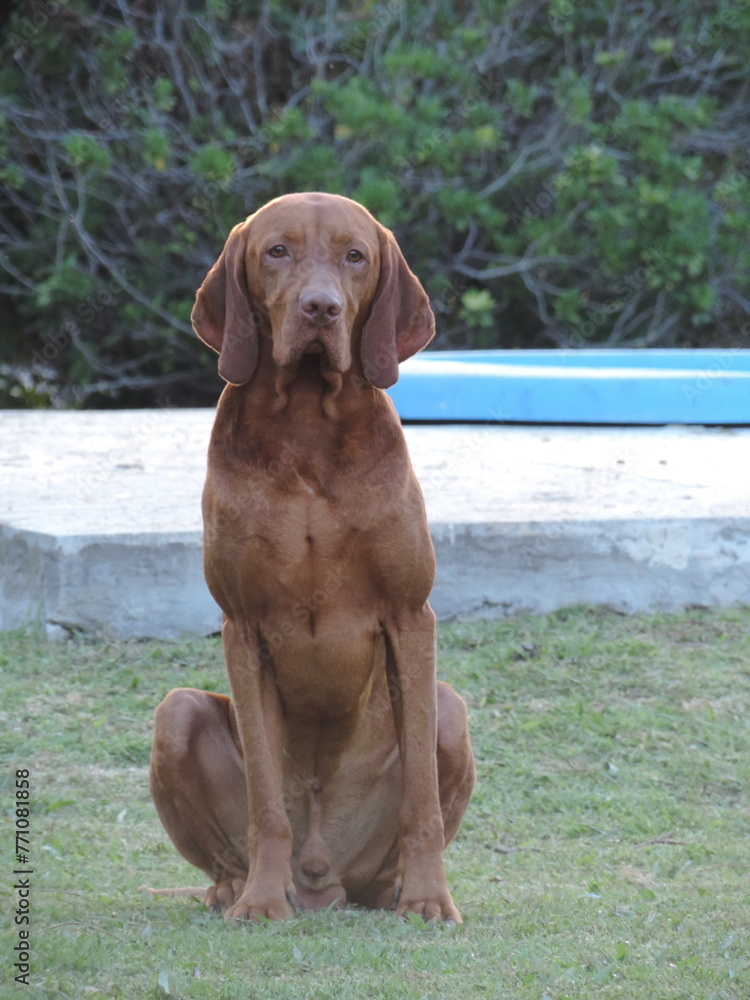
268, 245, 288, 258
346, 249, 364, 263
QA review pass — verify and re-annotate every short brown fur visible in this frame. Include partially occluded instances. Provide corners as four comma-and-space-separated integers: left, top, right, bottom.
149, 193, 475, 923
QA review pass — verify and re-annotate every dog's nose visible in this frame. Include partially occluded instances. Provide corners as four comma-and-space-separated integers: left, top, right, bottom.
300, 290, 342, 326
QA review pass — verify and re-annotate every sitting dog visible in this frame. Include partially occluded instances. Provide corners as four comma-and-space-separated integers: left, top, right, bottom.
149, 193, 475, 922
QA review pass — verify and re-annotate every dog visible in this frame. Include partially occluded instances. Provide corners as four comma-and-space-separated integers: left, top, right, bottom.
149, 192, 475, 922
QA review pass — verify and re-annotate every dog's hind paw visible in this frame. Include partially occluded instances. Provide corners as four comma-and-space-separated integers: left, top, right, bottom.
204, 877, 246, 913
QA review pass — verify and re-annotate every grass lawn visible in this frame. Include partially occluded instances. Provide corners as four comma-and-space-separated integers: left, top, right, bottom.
1, 606, 749, 999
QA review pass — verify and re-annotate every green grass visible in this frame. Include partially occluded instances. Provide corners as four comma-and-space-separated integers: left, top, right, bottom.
1, 606, 749, 999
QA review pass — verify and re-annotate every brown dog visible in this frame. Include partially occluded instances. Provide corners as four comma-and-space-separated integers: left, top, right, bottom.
149, 192, 475, 923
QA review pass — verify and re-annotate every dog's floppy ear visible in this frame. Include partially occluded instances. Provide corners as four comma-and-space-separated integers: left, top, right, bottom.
360, 226, 435, 389
191, 220, 258, 385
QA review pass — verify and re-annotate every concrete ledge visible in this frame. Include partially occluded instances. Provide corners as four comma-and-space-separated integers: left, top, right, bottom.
1, 410, 748, 638
430, 518, 750, 619
0, 526, 218, 638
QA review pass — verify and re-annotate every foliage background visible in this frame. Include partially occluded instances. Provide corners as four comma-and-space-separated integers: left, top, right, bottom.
1, 0, 750, 407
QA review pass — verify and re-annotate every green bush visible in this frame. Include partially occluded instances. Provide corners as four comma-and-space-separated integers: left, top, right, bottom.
1, 0, 749, 407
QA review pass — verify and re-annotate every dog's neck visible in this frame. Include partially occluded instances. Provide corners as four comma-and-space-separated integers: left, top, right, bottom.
245, 328, 376, 422
269, 358, 343, 420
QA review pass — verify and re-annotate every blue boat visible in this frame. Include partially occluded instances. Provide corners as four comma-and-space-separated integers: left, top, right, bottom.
387, 349, 750, 425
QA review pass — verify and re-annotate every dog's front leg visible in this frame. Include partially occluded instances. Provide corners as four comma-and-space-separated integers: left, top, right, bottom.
221, 618, 295, 921
386, 605, 462, 924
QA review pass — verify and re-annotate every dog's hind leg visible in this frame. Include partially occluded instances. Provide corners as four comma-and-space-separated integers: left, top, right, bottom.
436, 681, 476, 848
148, 688, 249, 911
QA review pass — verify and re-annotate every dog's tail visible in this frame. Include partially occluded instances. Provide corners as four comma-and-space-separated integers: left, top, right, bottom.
138, 885, 206, 899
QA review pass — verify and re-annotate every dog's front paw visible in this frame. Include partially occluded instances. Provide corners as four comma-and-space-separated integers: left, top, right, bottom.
224, 875, 296, 922
394, 865, 462, 924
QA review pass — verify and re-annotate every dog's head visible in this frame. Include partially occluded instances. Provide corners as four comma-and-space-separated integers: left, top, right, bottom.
191, 192, 434, 388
